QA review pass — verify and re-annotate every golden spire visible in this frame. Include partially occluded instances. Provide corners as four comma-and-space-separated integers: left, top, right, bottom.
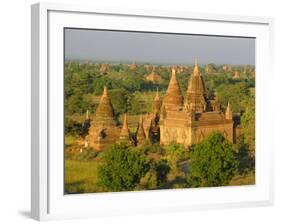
193, 58, 200, 76
152, 88, 162, 113
172, 66, 176, 76
155, 88, 160, 100
162, 66, 184, 109
136, 115, 146, 145
102, 86, 108, 97
225, 102, 233, 120
119, 114, 130, 141
92, 86, 117, 126
86, 109, 90, 120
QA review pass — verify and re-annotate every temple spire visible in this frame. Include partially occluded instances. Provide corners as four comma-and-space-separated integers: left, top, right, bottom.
155, 87, 160, 100
86, 109, 90, 120
103, 86, 108, 97
162, 66, 184, 110
185, 59, 207, 112
136, 115, 146, 145
93, 86, 117, 126
119, 114, 130, 141
225, 102, 233, 120
152, 88, 162, 113
193, 58, 200, 76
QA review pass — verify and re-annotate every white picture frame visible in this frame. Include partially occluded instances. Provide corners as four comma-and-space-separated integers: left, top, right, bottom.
31, 2, 274, 221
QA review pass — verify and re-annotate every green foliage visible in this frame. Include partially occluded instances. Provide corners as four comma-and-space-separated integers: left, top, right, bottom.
162, 143, 188, 183
109, 88, 130, 116
188, 133, 238, 187
97, 143, 149, 191
216, 82, 249, 112
64, 159, 103, 194
64, 61, 255, 192
163, 143, 188, 170
234, 136, 255, 174
154, 159, 170, 185
241, 97, 255, 157
64, 117, 90, 137
139, 170, 158, 189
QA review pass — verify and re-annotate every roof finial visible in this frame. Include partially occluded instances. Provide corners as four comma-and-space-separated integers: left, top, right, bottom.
225, 102, 233, 120
193, 58, 200, 76
103, 86, 108, 97
86, 109, 90, 120
154, 87, 160, 101
172, 66, 176, 76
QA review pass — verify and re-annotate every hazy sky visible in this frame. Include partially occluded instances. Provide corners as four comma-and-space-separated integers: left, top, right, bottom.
65, 28, 255, 65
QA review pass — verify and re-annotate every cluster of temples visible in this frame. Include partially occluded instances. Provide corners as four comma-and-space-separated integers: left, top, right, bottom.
85, 61, 238, 150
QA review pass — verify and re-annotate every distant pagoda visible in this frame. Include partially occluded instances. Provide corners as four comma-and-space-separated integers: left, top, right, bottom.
145, 66, 163, 83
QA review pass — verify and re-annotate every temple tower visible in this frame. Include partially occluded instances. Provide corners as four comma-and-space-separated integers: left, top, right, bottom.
185, 59, 207, 113
86, 86, 119, 150
91, 86, 117, 127
152, 88, 162, 114
119, 114, 131, 142
136, 115, 146, 145
225, 102, 233, 120
162, 67, 184, 111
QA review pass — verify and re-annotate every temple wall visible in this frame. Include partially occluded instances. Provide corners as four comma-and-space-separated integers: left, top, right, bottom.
192, 121, 234, 144
87, 126, 120, 151
160, 125, 192, 147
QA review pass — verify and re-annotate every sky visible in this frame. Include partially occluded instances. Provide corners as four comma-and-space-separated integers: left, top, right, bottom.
64, 28, 255, 65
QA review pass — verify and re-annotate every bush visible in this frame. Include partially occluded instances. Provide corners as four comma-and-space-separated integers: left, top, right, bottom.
97, 143, 149, 191
188, 133, 238, 187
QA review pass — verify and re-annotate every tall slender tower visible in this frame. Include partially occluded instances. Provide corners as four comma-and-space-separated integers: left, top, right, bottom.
225, 102, 233, 120
119, 114, 130, 142
136, 115, 146, 145
152, 88, 162, 114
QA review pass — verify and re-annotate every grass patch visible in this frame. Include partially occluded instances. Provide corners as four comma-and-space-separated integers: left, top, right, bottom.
229, 170, 255, 186
64, 159, 104, 194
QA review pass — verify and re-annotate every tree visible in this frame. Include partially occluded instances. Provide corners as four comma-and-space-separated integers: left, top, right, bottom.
164, 143, 188, 171
97, 143, 148, 191
241, 97, 255, 158
108, 88, 130, 116
163, 143, 188, 181
188, 133, 238, 187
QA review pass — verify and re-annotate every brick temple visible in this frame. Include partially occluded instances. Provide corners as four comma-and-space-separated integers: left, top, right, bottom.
85, 60, 239, 150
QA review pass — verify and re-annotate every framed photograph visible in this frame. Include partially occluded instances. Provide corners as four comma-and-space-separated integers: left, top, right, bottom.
31, 2, 274, 221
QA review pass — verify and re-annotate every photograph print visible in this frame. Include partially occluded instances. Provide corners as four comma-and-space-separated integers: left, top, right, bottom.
64, 28, 255, 194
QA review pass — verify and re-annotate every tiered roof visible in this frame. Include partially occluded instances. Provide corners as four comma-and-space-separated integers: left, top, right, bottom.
92, 86, 117, 127
187, 59, 206, 95
185, 59, 207, 113
162, 67, 184, 110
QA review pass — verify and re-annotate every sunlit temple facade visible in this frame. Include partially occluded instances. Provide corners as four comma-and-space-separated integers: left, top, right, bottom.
85, 61, 238, 150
